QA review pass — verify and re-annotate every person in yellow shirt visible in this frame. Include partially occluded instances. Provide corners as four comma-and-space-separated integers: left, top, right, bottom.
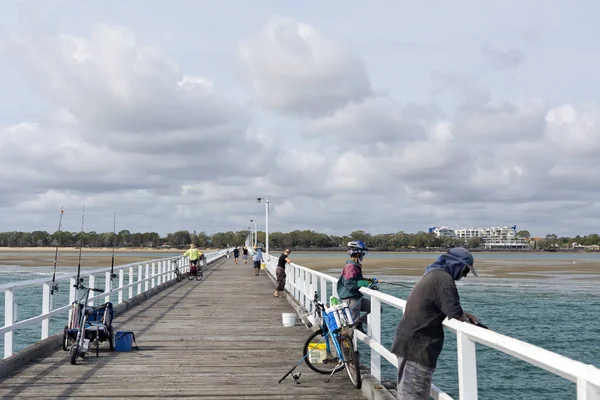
183, 243, 204, 275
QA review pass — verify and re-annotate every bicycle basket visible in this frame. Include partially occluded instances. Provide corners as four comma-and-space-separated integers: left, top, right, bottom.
323, 310, 339, 332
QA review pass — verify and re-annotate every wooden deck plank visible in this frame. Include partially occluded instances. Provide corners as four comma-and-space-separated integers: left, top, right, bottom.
0, 257, 366, 399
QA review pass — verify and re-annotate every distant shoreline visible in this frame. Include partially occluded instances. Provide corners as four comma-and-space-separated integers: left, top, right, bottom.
0, 247, 568, 255
0, 247, 214, 252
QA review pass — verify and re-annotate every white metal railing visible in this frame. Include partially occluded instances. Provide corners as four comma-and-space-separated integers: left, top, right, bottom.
264, 256, 600, 400
0, 249, 229, 359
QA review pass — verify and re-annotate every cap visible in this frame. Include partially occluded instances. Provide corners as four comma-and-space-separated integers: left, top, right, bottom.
448, 247, 477, 276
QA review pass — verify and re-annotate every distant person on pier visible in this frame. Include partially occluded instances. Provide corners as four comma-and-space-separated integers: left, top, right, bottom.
274, 248, 292, 297
252, 245, 264, 276
391, 247, 480, 400
242, 246, 249, 264
233, 247, 240, 264
336, 240, 376, 331
183, 244, 203, 275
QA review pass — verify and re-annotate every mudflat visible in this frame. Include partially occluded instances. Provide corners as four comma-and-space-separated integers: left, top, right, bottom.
1, 248, 599, 280
292, 255, 600, 280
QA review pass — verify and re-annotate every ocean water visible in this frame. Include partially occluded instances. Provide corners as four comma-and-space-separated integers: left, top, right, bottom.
370, 278, 600, 400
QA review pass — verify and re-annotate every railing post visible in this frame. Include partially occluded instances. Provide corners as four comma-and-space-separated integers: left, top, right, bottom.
151, 262, 156, 288
577, 377, 600, 400
370, 297, 382, 381
457, 331, 478, 400
104, 272, 111, 304
138, 265, 143, 295
41, 283, 51, 340
144, 263, 150, 292
320, 276, 327, 304
88, 275, 95, 306
128, 266, 134, 300
4, 290, 14, 358
69, 278, 76, 327
118, 269, 124, 304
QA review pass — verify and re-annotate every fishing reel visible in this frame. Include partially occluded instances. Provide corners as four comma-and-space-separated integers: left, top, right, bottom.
51, 282, 59, 294
368, 277, 380, 291
73, 277, 85, 290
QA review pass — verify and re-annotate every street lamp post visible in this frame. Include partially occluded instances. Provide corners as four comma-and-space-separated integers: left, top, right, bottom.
257, 197, 269, 254
250, 219, 257, 247
247, 226, 251, 247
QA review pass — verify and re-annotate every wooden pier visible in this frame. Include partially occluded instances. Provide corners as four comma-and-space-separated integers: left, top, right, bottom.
0, 257, 369, 399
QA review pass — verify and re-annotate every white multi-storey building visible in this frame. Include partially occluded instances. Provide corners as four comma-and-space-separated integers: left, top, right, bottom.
428, 225, 530, 249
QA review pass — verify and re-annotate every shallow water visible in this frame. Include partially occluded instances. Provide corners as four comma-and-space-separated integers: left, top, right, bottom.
370, 278, 600, 399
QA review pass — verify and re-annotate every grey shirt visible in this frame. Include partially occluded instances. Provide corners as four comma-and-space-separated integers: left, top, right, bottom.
390, 269, 463, 368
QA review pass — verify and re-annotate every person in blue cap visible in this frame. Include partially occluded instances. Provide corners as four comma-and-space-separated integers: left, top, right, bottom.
390, 247, 480, 400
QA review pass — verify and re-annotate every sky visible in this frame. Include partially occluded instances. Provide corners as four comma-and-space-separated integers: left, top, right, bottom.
1, 0, 600, 238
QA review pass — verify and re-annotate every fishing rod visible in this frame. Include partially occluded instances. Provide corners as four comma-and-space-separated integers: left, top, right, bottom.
74, 205, 85, 291
110, 212, 117, 280
50, 206, 65, 295
378, 280, 415, 289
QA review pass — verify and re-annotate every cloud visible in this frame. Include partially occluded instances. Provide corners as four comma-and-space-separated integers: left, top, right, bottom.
240, 15, 373, 117
2, 11, 600, 239
7, 24, 250, 148
482, 43, 526, 70
545, 103, 600, 157
0, 24, 271, 234
430, 71, 491, 110
303, 97, 442, 144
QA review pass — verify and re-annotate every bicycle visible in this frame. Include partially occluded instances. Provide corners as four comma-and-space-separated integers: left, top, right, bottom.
279, 291, 362, 389
68, 282, 107, 365
188, 257, 204, 281
172, 258, 186, 282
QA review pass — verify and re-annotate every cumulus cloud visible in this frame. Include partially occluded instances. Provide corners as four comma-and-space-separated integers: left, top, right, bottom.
240, 15, 373, 117
303, 98, 441, 144
0, 24, 271, 233
2, 9, 600, 238
545, 103, 600, 157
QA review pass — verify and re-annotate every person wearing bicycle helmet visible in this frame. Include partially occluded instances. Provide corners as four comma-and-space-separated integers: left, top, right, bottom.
336, 240, 375, 330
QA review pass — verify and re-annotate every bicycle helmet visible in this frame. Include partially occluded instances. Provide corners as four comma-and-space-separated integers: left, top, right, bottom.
347, 240, 369, 261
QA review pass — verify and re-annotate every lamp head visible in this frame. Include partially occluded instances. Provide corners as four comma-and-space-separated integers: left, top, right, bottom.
256, 197, 262, 203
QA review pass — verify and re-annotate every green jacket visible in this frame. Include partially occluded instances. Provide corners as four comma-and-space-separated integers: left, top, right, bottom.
336, 260, 370, 300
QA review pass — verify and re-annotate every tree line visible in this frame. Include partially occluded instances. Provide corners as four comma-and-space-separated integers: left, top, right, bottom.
0, 229, 599, 251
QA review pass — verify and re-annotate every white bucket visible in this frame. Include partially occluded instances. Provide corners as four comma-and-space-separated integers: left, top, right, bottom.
282, 312, 297, 327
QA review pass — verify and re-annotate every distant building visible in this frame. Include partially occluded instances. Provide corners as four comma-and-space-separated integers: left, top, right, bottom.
428, 225, 530, 249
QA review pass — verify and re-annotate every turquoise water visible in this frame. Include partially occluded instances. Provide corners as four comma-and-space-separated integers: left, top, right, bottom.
369, 278, 600, 399
292, 251, 600, 260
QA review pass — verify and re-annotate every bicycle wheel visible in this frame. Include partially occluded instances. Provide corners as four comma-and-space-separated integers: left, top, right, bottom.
196, 268, 203, 281
187, 267, 195, 280
175, 267, 182, 282
62, 326, 69, 351
341, 335, 361, 389
69, 344, 79, 365
302, 329, 344, 374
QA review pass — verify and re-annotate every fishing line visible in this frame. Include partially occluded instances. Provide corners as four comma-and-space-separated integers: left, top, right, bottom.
50, 206, 65, 295
379, 280, 415, 289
